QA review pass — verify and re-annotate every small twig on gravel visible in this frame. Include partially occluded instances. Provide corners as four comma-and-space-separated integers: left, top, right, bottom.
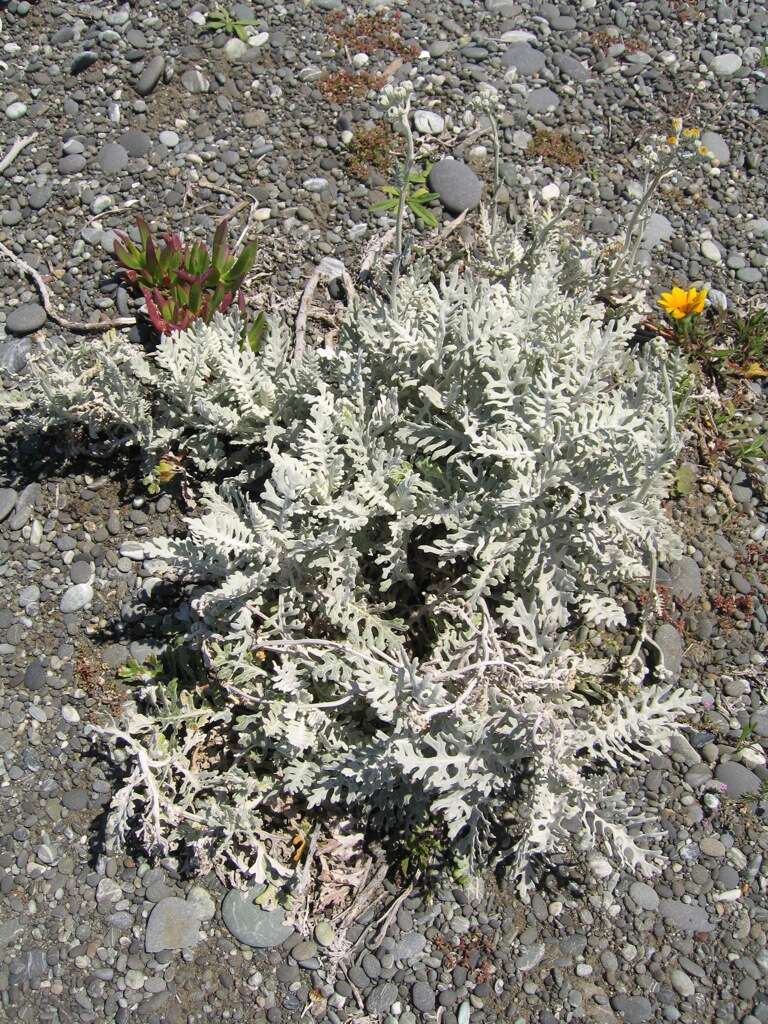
233, 196, 264, 253
0, 132, 37, 175
294, 257, 356, 360
421, 209, 469, 254
294, 262, 325, 362
379, 56, 403, 83
359, 228, 396, 278
363, 881, 414, 954
0, 240, 136, 333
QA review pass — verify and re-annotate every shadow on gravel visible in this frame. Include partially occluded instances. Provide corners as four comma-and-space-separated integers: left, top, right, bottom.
0, 432, 145, 498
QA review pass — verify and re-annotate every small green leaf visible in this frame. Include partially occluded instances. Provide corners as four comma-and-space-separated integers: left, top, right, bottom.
372, 198, 399, 213
212, 218, 229, 272
228, 242, 258, 283
673, 463, 697, 497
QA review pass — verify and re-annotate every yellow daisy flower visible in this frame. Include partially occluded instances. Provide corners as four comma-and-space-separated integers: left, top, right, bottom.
658, 286, 708, 319
667, 135, 679, 146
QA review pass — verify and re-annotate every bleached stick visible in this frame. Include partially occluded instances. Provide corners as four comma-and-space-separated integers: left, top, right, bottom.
0, 240, 136, 333
0, 132, 37, 174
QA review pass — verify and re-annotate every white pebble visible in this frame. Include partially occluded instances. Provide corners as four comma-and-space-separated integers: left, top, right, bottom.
714, 888, 742, 902
61, 705, 80, 724
5, 101, 27, 119
159, 130, 179, 148
248, 31, 269, 47
589, 854, 613, 879
711, 53, 742, 76
91, 195, 112, 215
352, 52, 369, 68
413, 109, 445, 134
252, 208, 271, 221
671, 968, 695, 997
709, 288, 728, 311
541, 183, 560, 203
700, 239, 722, 264
738, 745, 766, 769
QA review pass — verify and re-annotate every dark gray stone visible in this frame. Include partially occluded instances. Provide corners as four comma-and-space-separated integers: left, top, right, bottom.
628, 881, 659, 912
71, 51, 98, 74
24, 660, 47, 691
62, 788, 89, 811
366, 983, 398, 1015
120, 130, 152, 157
59, 154, 87, 174
428, 159, 482, 214
611, 995, 653, 1023
659, 898, 713, 933
69, 561, 92, 585
98, 143, 129, 174
0, 488, 17, 522
654, 624, 683, 680
6, 303, 46, 335
51, 27, 75, 45
502, 43, 545, 74
28, 186, 53, 210
412, 981, 436, 1013
136, 55, 166, 97
554, 53, 589, 82
526, 87, 560, 113
715, 760, 761, 798
669, 556, 703, 602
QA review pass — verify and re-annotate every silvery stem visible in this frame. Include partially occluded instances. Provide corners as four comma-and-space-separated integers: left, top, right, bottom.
390, 114, 415, 317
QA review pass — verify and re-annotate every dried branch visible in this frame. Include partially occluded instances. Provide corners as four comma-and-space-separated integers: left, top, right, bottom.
0, 240, 136, 333
0, 132, 37, 175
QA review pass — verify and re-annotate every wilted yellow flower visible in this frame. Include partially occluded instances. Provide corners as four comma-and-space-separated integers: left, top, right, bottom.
698, 144, 713, 160
683, 126, 701, 138
671, 117, 683, 132
658, 286, 708, 319
156, 459, 180, 483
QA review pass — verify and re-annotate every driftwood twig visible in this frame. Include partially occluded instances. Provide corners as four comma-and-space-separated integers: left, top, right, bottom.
294, 257, 356, 361
0, 240, 136, 333
0, 133, 37, 175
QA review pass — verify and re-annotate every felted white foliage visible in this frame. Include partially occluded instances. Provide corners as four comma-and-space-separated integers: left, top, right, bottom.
93, 231, 696, 893
5, 313, 297, 471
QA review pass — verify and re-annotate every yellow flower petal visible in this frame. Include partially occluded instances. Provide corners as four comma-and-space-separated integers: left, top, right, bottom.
743, 362, 768, 379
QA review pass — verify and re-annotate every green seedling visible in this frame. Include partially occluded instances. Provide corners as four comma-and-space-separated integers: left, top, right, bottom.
372, 163, 440, 229
203, 5, 259, 42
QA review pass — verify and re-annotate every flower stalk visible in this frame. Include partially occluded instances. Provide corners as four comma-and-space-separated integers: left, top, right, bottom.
380, 81, 415, 316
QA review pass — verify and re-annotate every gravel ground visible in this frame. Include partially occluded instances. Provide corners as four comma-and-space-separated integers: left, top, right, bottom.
1, 1, 767, 1023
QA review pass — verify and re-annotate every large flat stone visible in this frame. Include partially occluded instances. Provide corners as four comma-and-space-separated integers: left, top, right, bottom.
221, 889, 295, 948
145, 896, 203, 953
